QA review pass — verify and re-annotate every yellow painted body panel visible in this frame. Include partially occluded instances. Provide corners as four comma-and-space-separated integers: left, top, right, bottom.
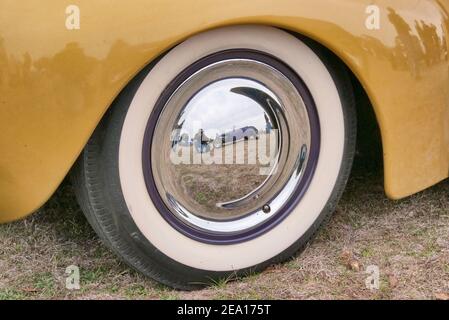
1, 0, 449, 222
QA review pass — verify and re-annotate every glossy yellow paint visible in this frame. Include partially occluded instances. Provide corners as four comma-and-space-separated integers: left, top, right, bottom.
1, 0, 449, 222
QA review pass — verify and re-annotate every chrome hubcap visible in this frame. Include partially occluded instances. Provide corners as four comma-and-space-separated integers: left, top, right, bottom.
144, 51, 319, 243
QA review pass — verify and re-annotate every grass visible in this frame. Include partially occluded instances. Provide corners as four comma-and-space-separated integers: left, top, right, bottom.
0, 289, 27, 300
1, 155, 449, 300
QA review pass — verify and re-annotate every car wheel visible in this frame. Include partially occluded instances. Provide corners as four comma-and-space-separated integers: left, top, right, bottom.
72, 25, 356, 290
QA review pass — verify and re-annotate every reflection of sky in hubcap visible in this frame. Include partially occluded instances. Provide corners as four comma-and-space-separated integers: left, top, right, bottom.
176, 79, 279, 139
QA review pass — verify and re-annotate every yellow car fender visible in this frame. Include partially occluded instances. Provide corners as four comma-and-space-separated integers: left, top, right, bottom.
0, 0, 448, 222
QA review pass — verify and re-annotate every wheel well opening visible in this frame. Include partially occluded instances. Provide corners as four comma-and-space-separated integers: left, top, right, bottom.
289, 31, 384, 176
350, 72, 384, 175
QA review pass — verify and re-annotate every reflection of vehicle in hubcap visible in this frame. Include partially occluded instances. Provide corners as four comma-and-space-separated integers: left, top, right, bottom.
213, 126, 259, 149
143, 50, 320, 244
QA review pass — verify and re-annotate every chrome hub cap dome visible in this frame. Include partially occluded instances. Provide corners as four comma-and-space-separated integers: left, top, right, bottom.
142, 50, 320, 244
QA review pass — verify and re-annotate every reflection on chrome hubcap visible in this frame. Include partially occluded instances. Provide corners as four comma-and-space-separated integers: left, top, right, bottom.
144, 51, 319, 243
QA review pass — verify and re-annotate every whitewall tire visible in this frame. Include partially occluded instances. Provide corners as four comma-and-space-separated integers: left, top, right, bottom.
73, 25, 356, 289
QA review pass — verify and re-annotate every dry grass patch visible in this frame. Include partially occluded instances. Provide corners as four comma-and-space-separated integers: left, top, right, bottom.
1, 159, 449, 299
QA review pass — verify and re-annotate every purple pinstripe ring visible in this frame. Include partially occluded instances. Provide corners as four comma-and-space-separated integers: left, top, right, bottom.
141, 49, 320, 245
